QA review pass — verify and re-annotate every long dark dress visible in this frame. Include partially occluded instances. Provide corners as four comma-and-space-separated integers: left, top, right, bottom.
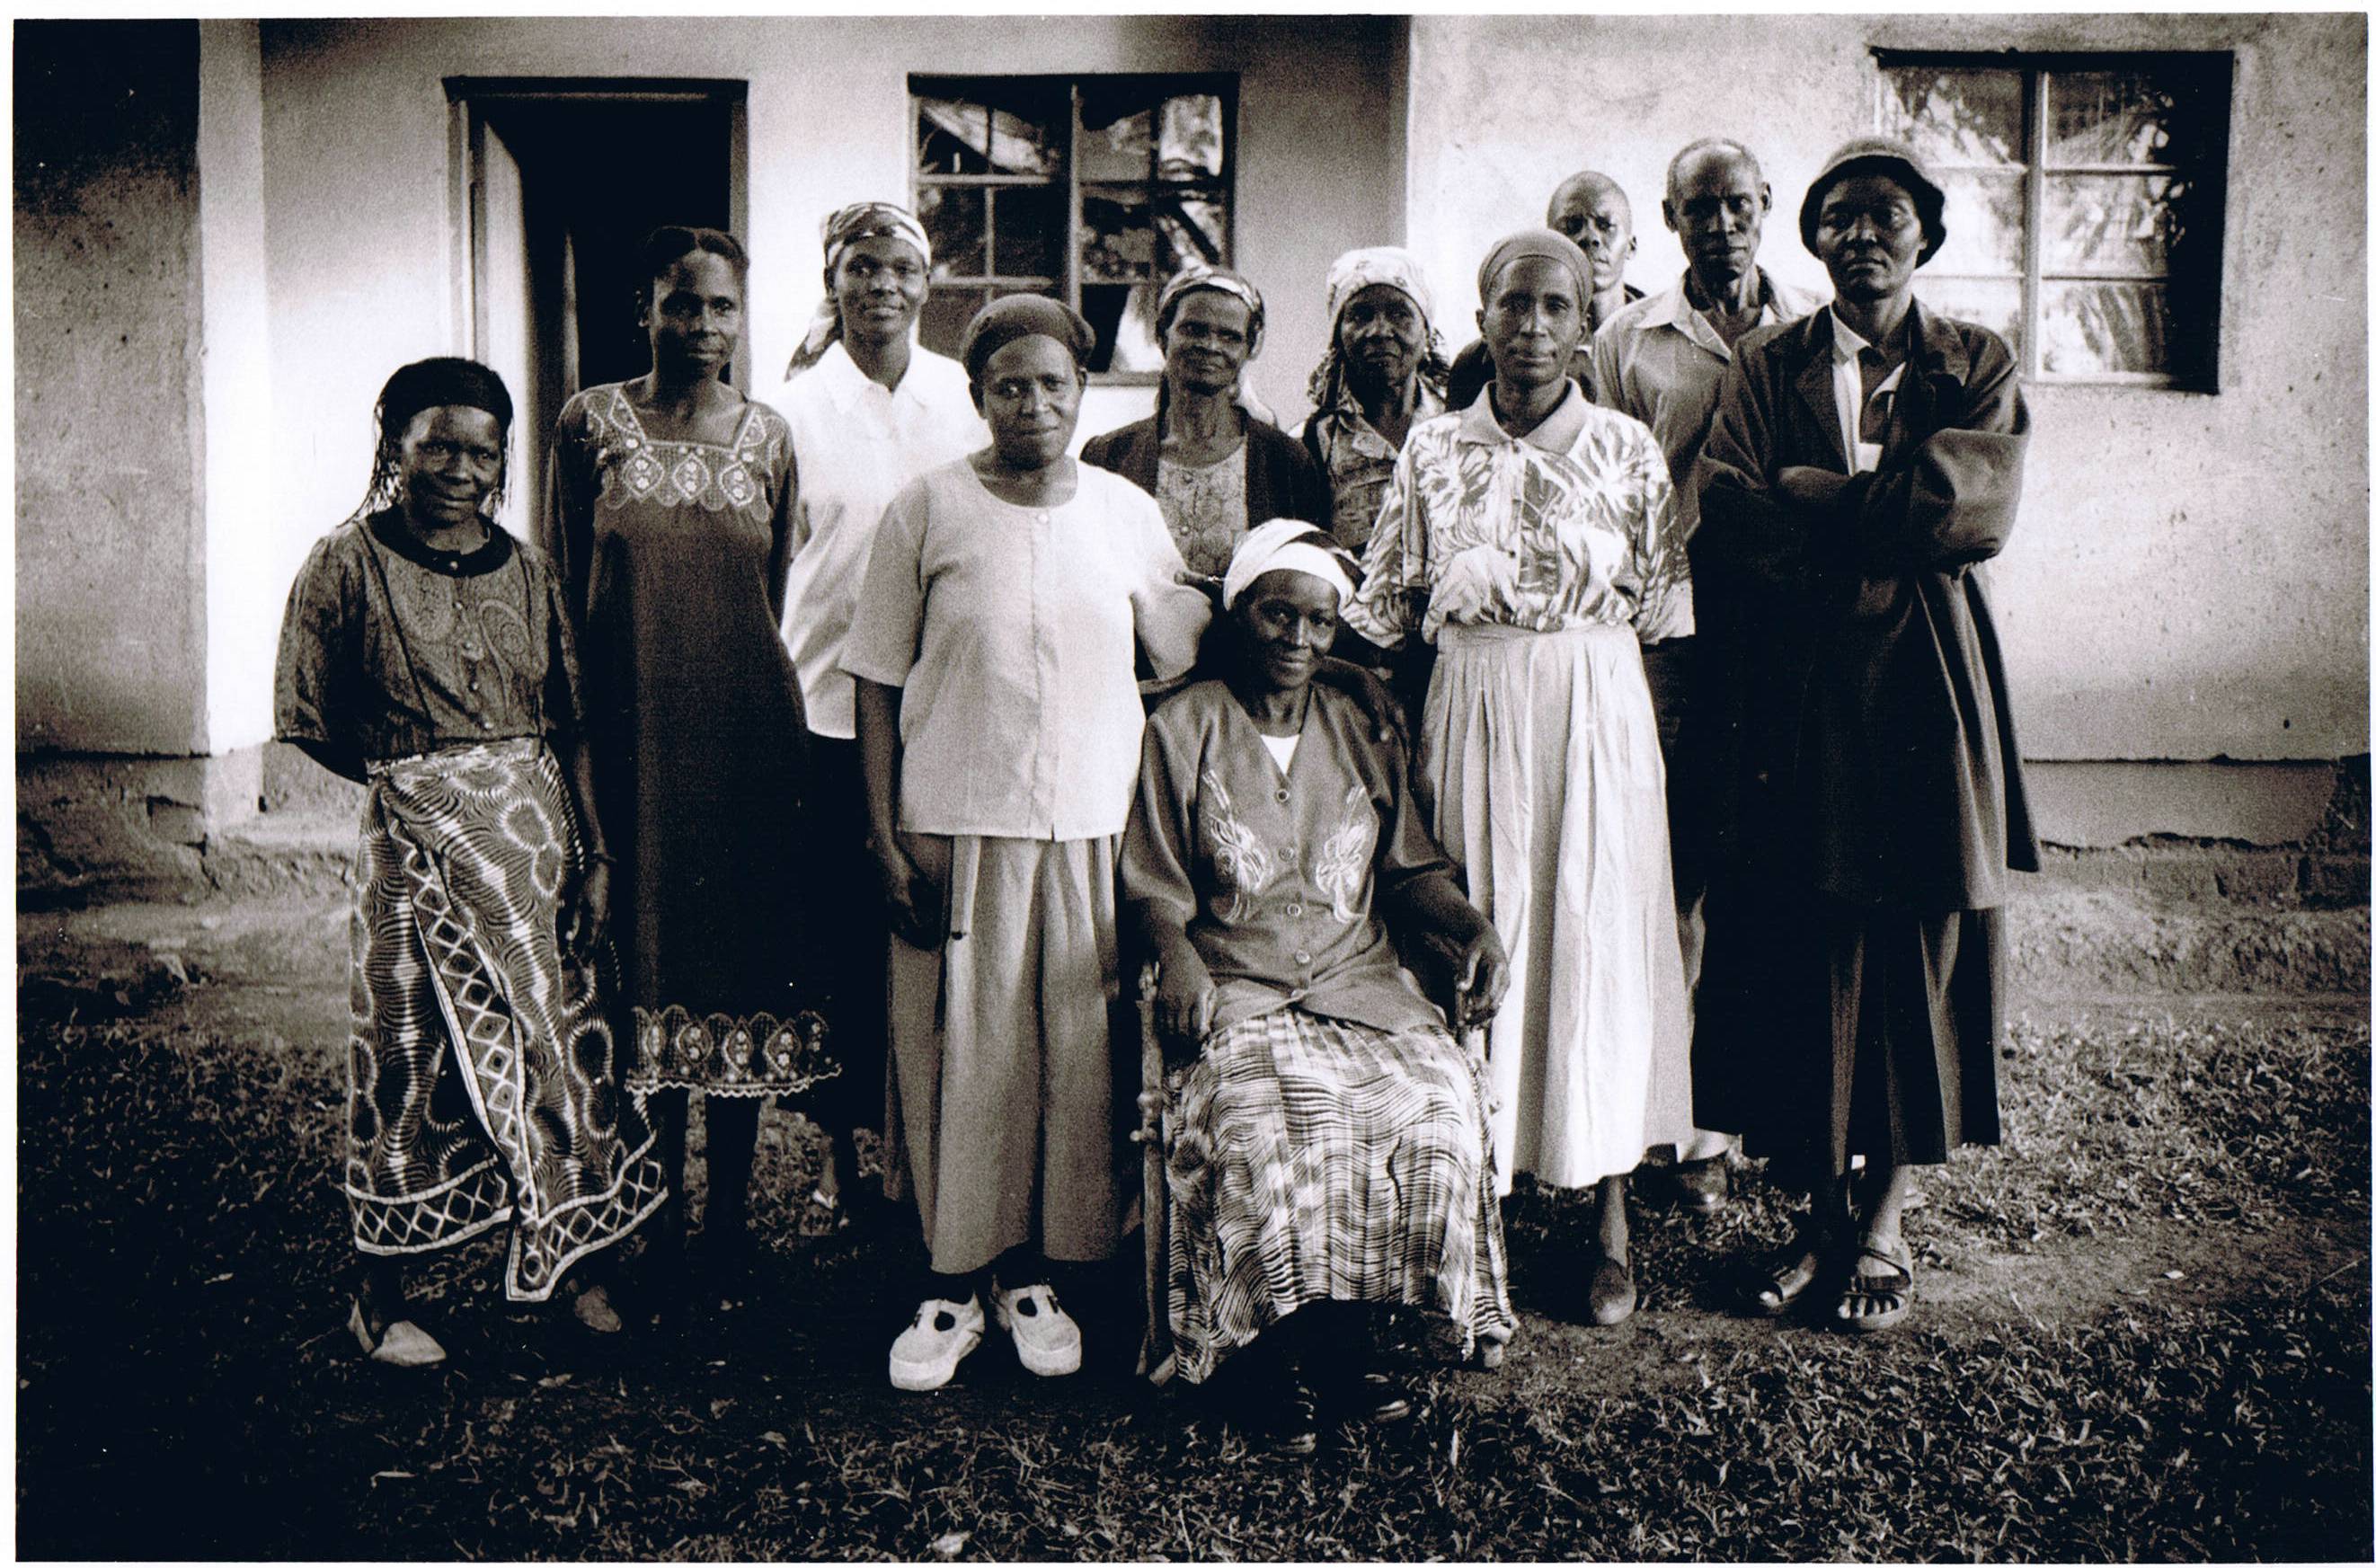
542, 384, 833, 1101
1686, 301, 2039, 1175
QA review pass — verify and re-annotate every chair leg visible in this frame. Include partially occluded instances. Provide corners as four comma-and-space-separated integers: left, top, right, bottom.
1133, 961, 1170, 1381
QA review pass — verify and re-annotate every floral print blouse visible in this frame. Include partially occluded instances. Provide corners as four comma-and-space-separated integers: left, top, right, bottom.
1343, 382, 1691, 650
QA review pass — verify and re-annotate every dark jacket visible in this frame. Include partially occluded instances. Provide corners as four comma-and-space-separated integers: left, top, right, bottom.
1079, 410, 1332, 536
1686, 299, 2039, 911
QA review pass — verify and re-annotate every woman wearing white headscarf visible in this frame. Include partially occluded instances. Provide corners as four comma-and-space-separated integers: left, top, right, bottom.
1298, 247, 1453, 555
769, 200, 985, 1234
1123, 519, 1514, 1455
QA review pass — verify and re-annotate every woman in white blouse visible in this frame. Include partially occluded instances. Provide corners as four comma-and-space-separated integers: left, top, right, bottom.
844, 294, 1210, 1393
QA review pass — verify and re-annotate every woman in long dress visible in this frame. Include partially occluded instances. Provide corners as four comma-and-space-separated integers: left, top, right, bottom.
275, 357, 665, 1366
769, 201, 984, 1236
542, 226, 833, 1302
1344, 228, 1694, 1328
1123, 520, 1515, 1456
1689, 138, 2036, 1332
844, 295, 1210, 1393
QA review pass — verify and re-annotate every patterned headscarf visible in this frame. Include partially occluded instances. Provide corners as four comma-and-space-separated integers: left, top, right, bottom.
1155, 264, 1266, 359
1306, 246, 1450, 414
785, 201, 934, 378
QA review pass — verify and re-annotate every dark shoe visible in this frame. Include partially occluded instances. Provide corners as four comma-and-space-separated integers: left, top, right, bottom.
1662, 1157, 1730, 1214
1318, 1363, 1414, 1426
1587, 1254, 1636, 1326
1261, 1380, 1321, 1458
1833, 1241, 1913, 1334
1739, 1244, 1826, 1317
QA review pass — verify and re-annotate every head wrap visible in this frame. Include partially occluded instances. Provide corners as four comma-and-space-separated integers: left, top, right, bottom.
1306, 247, 1451, 415
1221, 518, 1361, 612
1798, 137, 1947, 268
350, 357, 514, 523
1324, 245, 1436, 335
785, 201, 935, 378
1155, 265, 1266, 359
958, 293, 1098, 384
1474, 226, 1593, 306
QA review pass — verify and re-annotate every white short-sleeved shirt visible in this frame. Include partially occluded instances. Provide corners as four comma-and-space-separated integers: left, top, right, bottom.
840, 458, 1210, 841
767, 341, 984, 740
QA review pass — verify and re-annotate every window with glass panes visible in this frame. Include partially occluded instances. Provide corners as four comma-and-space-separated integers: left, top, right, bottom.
910, 75, 1235, 377
1875, 53, 2230, 388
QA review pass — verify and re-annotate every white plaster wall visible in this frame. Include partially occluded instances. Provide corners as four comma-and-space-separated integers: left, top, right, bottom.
253, 13, 1405, 687
199, 20, 276, 755
1408, 12, 2369, 764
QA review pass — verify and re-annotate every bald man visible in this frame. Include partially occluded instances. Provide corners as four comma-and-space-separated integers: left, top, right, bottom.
1445, 170, 1644, 409
1591, 137, 1826, 1213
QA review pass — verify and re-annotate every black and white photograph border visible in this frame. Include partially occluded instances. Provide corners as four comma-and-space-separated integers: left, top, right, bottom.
12, 3, 2370, 1561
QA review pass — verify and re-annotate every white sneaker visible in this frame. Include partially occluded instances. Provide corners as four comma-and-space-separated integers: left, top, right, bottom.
889, 1295, 984, 1392
992, 1281, 1083, 1378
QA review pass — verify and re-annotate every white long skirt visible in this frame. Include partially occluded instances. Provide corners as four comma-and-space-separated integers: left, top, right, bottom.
1420, 623, 1693, 1192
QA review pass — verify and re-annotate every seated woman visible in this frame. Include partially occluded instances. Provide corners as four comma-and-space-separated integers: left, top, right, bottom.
1122, 520, 1518, 1457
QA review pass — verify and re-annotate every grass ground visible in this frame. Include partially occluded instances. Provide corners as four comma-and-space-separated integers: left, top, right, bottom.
14, 898, 2372, 1561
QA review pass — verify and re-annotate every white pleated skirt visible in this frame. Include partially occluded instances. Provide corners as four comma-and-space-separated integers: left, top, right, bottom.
1420, 622, 1694, 1192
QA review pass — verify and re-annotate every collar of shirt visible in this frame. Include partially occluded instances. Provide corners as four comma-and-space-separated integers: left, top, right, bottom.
1632, 269, 1820, 360
1825, 307, 1908, 474
811, 336, 918, 418
1454, 376, 1589, 453
1317, 380, 1446, 462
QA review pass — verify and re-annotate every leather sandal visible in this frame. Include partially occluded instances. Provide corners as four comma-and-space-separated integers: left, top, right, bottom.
1263, 1379, 1322, 1458
1834, 1241, 1914, 1334
1587, 1254, 1636, 1326
348, 1296, 447, 1368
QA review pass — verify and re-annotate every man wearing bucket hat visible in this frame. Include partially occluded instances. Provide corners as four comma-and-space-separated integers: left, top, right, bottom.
1684, 136, 2038, 1335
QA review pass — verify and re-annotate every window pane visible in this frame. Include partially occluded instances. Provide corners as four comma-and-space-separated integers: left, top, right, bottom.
991, 184, 1062, 279
1919, 277, 2024, 359
1077, 106, 1153, 183
914, 91, 1058, 178
917, 97, 989, 176
1932, 169, 2026, 275
2044, 173, 2185, 275
919, 284, 989, 359
1082, 282, 1163, 375
1081, 189, 1159, 282
1879, 66, 2024, 167
917, 185, 985, 279
1157, 93, 1225, 181
2041, 279, 2171, 376
2046, 70, 2185, 166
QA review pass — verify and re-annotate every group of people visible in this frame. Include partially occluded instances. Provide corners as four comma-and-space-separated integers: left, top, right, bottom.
276, 128, 2035, 1457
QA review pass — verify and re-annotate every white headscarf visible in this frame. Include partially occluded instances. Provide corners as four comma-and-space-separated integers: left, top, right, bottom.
1220, 518, 1360, 610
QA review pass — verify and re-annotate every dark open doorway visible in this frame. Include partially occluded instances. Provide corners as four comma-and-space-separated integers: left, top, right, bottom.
448, 78, 747, 531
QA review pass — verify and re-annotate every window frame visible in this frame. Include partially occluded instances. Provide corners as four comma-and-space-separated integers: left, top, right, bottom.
909, 71, 1239, 385
1872, 49, 2232, 392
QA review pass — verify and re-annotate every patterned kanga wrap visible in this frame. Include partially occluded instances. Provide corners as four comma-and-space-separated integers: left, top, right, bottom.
346, 738, 666, 1301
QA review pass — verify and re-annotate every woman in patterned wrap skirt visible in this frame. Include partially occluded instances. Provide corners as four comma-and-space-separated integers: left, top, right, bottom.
275, 358, 667, 1368
1123, 520, 1516, 1457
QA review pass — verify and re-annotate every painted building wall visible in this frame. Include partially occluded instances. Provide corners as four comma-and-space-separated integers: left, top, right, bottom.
250, 14, 1405, 675
15, 21, 209, 757
1406, 13, 2370, 775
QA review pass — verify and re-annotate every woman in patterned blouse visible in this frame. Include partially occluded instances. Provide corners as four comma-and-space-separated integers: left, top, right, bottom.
1344, 228, 1696, 1330
276, 358, 665, 1365
542, 227, 832, 1316
1122, 520, 1514, 1457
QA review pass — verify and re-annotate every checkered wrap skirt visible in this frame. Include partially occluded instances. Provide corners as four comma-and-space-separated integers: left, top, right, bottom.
346, 739, 667, 1301
1157, 1008, 1515, 1385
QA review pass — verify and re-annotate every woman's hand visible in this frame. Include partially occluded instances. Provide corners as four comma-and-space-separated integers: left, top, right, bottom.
1777, 465, 1851, 509
1451, 921, 1510, 1033
874, 831, 948, 950
1154, 947, 1217, 1055
563, 859, 613, 953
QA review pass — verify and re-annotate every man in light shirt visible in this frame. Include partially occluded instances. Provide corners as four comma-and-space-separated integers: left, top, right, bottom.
1591, 137, 1825, 1214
